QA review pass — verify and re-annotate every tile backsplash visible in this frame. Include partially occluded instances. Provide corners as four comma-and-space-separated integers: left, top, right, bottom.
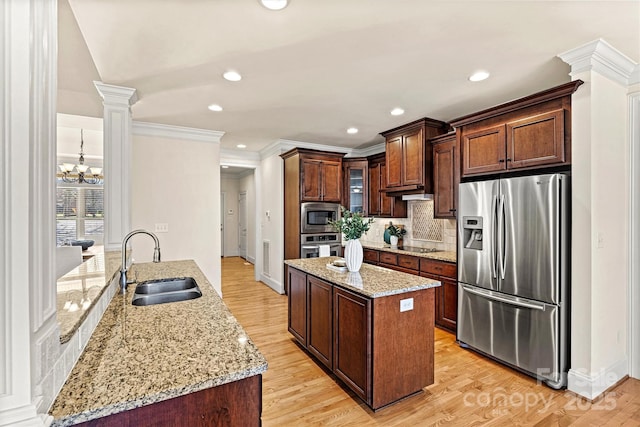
360, 200, 457, 252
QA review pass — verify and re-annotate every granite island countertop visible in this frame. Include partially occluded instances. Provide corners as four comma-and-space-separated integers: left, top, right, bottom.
361, 243, 457, 263
285, 256, 440, 298
50, 260, 268, 426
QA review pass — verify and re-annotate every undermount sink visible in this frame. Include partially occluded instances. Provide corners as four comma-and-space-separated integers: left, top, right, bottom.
131, 277, 202, 306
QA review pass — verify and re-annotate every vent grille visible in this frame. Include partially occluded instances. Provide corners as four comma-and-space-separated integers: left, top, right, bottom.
262, 240, 270, 277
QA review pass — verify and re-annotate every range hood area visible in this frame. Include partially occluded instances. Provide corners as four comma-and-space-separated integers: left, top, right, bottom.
401, 193, 434, 201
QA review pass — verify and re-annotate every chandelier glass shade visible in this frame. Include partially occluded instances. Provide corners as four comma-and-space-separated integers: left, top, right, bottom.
58, 129, 103, 185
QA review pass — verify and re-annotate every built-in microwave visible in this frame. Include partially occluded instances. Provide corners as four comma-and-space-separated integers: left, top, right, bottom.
301, 202, 340, 234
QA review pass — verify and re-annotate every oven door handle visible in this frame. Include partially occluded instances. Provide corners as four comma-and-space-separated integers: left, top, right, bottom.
302, 245, 320, 250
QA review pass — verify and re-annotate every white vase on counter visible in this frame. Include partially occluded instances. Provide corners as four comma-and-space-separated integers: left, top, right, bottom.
344, 239, 363, 272
390, 235, 399, 247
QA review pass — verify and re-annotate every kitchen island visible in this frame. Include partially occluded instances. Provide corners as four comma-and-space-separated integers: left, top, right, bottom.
49, 260, 267, 426
284, 257, 440, 410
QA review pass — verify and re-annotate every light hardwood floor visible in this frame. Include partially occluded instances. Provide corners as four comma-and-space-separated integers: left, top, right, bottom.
221, 257, 640, 426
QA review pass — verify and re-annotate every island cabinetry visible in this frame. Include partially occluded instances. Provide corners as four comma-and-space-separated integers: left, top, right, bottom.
451, 81, 583, 178
431, 132, 458, 219
287, 266, 308, 345
380, 118, 448, 194
368, 153, 406, 218
285, 263, 436, 410
420, 259, 457, 333
333, 287, 371, 402
308, 276, 333, 369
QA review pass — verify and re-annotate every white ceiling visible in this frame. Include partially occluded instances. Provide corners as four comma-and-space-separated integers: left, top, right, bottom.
58, 0, 640, 153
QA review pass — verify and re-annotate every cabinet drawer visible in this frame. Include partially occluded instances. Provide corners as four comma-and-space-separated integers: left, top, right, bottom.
419, 259, 457, 278
363, 249, 379, 263
379, 252, 398, 265
397, 255, 419, 272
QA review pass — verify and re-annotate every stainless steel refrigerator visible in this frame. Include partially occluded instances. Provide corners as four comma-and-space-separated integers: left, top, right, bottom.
457, 173, 569, 389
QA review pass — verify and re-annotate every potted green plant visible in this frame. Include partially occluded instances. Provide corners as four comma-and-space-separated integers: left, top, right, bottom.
387, 223, 406, 247
329, 207, 374, 272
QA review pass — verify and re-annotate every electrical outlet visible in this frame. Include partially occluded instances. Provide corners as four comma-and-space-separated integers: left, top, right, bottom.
155, 223, 169, 233
400, 298, 414, 312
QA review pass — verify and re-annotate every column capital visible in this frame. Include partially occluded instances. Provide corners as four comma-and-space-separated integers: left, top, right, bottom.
93, 81, 138, 107
558, 38, 637, 86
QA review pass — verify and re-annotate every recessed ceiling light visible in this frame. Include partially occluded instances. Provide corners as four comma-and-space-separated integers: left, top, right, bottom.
469, 71, 490, 82
221, 165, 229, 169
237, 144, 247, 149
208, 104, 223, 112
390, 107, 405, 116
347, 127, 358, 134
260, 0, 288, 10
223, 70, 242, 82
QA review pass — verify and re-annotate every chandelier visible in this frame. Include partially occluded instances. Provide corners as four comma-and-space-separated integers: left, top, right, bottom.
58, 129, 103, 185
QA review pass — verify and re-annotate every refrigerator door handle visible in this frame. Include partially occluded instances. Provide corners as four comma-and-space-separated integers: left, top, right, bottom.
499, 194, 506, 280
491, 195, 498, 279
461, 285, 546, 311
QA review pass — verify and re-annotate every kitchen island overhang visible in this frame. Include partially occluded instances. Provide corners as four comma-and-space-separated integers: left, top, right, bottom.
284, 256, 441, 410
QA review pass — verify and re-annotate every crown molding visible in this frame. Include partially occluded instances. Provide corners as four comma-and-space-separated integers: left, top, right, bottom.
259, 138, 384, 160
93, 81, 138, 106
558, 38, 638, 86
630, 65, 640, 87
133, 121, 224, 143
220, 148, 261, 164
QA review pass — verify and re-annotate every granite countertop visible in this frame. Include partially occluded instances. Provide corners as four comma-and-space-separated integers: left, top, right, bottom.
361, 243, 457, 263
285, 256, 440, 298
56, 250, 122, 343
50, 260, 268, 426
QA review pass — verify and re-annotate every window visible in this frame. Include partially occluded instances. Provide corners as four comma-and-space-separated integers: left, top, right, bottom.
56, 184, 104, 246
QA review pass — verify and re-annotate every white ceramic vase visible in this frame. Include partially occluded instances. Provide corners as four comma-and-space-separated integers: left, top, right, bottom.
344, 239, 363, 272
390, 235, 399, 247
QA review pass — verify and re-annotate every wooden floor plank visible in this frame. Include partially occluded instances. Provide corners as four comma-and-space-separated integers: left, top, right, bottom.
221, 257, 640, 426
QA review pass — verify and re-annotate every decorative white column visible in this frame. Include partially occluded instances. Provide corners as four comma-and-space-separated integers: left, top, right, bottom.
1, 0, 57, 425
558, 39, 638, 400
93, 82, 138, 250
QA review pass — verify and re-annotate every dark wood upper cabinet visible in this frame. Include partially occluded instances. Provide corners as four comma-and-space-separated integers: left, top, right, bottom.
380, 118, 448, 195
342, 158, 368, 216
301, 157, 342, 202
451, 81, 583, 178
367, 153, 406, 218
431, 132, 458, 219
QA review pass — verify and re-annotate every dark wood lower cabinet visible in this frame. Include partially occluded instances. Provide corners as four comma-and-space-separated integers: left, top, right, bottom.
288, 266, 307, 345
77, 375, 262, 426
363, 248, 458, 333
308, 276, 333, 369
333, 287, 371, 402
286, 265, 436, 410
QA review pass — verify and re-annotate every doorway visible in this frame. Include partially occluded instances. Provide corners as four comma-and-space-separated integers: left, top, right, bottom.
239, 191, 248, 260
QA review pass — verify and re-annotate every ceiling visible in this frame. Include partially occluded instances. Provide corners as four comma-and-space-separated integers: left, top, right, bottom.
58, 0, 640, 153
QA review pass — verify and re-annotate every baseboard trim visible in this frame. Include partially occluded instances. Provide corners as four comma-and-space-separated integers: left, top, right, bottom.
568, 357, 629, 400
259, 274, 284, 295
246, 256, 255, 264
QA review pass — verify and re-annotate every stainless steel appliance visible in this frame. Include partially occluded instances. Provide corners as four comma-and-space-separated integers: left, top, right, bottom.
300, 233, 342, 258
457, 173, 569, 389
301, 202, 340, 234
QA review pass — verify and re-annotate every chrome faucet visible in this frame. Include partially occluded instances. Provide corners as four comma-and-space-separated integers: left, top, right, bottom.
120, 229, 161, 294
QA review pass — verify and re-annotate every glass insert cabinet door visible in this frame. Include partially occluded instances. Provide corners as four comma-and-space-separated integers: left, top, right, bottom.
343, 159, 368, 215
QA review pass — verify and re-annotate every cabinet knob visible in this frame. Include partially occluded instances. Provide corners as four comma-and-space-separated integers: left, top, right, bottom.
498, 159, 505, 163
449, 209, 456, 213
506, 158, 512, 162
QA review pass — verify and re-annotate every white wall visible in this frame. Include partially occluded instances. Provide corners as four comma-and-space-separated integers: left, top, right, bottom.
220, 176, 240, 257
259, 152, 285, 293
131, 134, 222, 295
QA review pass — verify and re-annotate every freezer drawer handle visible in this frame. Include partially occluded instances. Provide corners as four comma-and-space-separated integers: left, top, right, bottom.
461, 285, 546, 311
